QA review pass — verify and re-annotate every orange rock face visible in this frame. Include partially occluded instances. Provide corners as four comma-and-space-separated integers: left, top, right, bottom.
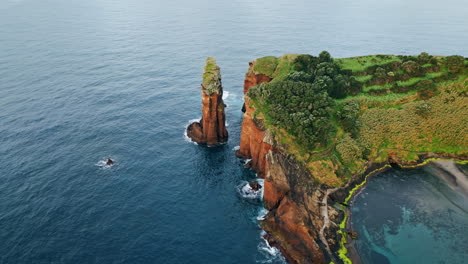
236, 62, 273, 176
238, 61, 331, 263
186, 57, 228, 146
243, 62, 272, 94
236, 99, 272, 176
261, 152, 328, 264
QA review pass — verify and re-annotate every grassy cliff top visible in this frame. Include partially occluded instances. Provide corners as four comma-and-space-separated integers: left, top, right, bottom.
202, 57, 222, 95
247, 52, 468, 186
251, 54, 299, 79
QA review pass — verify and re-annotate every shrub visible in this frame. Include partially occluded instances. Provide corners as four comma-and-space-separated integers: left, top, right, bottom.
336, 134, 363, 165
336, 101, 361, 137
445, 55, 464, 73
417, 52, 431, 64
415, 102, 432, 118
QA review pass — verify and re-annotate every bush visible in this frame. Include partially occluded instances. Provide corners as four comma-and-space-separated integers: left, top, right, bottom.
415, 102, 432, 118
402, 61, 420, 75
417, 52, 431, 64
445, 55, 464, 73
336, 101, 361, 137
336, 134, 363, 165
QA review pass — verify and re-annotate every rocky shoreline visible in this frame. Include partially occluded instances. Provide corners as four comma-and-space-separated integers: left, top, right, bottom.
236, 60, 468, 263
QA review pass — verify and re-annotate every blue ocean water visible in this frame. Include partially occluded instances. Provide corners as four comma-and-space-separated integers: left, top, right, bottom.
350, 166, 468, 264
0, 0, 466, 263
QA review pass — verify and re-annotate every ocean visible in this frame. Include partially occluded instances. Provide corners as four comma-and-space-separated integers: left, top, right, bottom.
0, 0, 466, 263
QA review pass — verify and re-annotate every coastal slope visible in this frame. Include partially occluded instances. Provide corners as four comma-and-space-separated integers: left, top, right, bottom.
237, 53, 468, 263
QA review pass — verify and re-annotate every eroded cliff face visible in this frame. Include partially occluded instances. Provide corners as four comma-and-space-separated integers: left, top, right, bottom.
238, 58, 468, 264
187, 57, 228, 146
261, 151, 342, 264
243, 61, 272, 94
237, 62, 341, 263
236, 61, 273, 176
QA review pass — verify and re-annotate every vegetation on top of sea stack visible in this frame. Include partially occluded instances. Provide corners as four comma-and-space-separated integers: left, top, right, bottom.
202, 57, 222, 95
247, 51, 468, 186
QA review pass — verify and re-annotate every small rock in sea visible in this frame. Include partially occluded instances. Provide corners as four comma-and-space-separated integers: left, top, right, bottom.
249, 181, 262, 191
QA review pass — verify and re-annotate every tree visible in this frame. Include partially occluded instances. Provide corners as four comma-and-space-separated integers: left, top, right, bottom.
336, 101, 361, 137
417, 52, 431, 64
319, 51, 332, 63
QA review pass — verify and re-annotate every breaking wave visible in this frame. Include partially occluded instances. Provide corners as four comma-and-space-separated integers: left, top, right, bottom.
257, 208, 269, 221
222, 91, 230, 100
237, 179, 263, 199
257, 231, 287, 263
96, 158, 115, 169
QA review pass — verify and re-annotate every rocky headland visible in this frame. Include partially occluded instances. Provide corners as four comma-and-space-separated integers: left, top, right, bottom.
236, 53, 468, 263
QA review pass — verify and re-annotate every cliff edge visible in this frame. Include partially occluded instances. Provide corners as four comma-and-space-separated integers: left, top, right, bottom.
237, 53, 468, 263
187, 57, 228, 145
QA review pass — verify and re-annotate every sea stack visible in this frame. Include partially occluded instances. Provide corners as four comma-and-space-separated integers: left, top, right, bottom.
186, 57, 228, 146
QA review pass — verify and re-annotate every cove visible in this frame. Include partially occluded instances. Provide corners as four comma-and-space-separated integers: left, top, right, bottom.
349, 163, 468, 264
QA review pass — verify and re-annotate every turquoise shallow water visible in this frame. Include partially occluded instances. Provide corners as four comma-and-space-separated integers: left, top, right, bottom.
350, 166, 468, 264
0, 0, 467, 263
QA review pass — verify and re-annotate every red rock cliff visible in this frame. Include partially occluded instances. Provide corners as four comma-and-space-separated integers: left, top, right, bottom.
187, 57, 228, 146
236, 61, 273, 176
237, 61, 340, 263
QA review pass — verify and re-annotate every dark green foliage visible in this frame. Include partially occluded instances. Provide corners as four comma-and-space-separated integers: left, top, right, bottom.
445, 55, 464, 73
249, 80, 335, 148
285, 71, 313, 83
336, 101, 361, 137
287, 51, 362, 98
294, 55, 319, 74
374, 67, 387, 78
417, 52, 431, 64
319, 51, 333, 63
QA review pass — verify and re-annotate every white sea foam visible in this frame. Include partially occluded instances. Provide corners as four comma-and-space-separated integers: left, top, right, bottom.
222, 91, 230, 100
237, 180, 262, 199
244, 158, 252, 165
257, 231, 287, 263
233, 145, 240, 151
257, 208, 269, 221
183, 118, 201, 145
96, 159, 115, 169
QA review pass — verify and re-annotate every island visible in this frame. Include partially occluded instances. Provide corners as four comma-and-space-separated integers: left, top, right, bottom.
236, 52, 467, 263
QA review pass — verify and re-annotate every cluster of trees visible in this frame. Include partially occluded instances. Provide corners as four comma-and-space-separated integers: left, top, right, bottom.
286, 51, 362, 98
247, 51, 366, 148
249, 80, 334, 148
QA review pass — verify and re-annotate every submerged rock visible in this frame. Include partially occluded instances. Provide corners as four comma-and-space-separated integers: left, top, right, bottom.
105, 158, 114, 166
186, 57, 228, 146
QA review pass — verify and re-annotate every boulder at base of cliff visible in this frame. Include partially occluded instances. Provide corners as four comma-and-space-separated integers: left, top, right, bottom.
249, 181, 262, 191
186, 122, 204, 143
